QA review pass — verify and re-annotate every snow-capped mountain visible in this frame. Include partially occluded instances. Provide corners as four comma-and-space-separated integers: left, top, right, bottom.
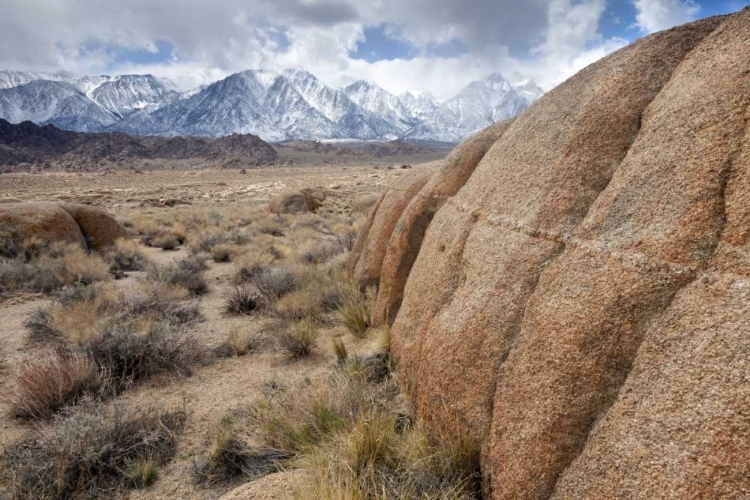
405, 74, 530, 143
0, 70, 80, 90
89, 75, 179, 117
0, 68, 543, 142
399, 91, 439, 122
342, 80, 415, 132
0, 80, 118, 132
282, 69, 399, 139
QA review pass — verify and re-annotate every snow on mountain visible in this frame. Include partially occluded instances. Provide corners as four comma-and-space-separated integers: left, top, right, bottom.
511, 79, 545, 106
0, 70, 80, 90
342, 80, 416, 132
89, 75, 179, 117
0, 68, 543, 142
399, 90, 439, 122
282, 69, 399, 139
405, 73, 530, 143
0, 80, 118, 132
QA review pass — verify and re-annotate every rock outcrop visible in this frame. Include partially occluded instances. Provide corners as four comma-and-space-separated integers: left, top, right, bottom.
372, 120, 514, 325
350, 193, 381, 216
60, 203, 129, 250
353, 10, 749, 499
0, 202, 128, 252
0, 203, 87, 249
268, 190, 322, 214
347, 163, 439, 288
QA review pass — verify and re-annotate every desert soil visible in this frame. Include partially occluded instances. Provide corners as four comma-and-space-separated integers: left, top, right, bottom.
0, 159, 438, 499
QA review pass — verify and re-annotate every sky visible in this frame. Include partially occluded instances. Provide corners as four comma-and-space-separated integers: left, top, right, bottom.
0, 0, 746, 99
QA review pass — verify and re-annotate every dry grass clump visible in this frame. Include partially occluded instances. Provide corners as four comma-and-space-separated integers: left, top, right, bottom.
277, 318, 319, 359
148, 256, 210, 297
225, 284, 270, 316
5, 350, 102, 420
193, 418, 291, 486
339, 284, 377, 338
293, 410, 480, 500
211, 243, 240, 263
242, 332, 477, 499
106, 238, 150, 275
225, 329, 258, 356
0, 241, 111, 295
4, 403, 185, 499
17, 281, 205, 418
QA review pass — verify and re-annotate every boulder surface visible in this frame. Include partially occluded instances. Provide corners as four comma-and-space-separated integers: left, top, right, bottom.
60, 203, 129, 250
0, 203, 86, 249
352, 10, 749, 499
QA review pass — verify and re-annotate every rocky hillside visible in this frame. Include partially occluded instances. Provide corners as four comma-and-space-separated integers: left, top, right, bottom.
349, 9, 749, 499
0, 119, 277, 169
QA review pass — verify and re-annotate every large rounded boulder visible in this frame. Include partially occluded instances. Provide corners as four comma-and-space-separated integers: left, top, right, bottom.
0, 203, 87, 249
372, 120, 514, 326
346, 163, 440, 288
352, 10, 749, 499
60, 203, 129, 251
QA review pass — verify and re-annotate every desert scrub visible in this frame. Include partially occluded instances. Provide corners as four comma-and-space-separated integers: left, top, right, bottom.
5, 350, 102, 420
148, 256, 210, 296
339, 284, 377, 338
193, 418, 291, 486
211, 243, 238, 263
20, 281, 205, 411
0, 242, 110, 296
4, 403, 186, 499
293, 410, 480, 500
106, 238, 150, 275
225, 284, 270, 315
277, 318, 319, 359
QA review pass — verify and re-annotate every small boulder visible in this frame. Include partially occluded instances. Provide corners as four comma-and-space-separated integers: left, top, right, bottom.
0, 203, 86, 249
59, 203, 129, 251
269, 190, 322, 214
350, 193, 381, 216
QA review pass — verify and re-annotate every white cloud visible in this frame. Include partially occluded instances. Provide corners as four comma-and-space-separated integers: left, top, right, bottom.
0, 0, 633, 99
632, 0, 700, 34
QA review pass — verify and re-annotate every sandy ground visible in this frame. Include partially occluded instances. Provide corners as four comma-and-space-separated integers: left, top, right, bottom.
0, 160, 432, 499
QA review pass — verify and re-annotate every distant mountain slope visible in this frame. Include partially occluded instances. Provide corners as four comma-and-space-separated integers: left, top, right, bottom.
0, 118, 277, 168
405, 74, 530, 143
0, 68, 544, 142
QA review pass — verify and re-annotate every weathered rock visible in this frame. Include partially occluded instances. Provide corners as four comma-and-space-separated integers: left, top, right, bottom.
268, 190, 322, 214
373, 120, 514, 326
347, 163, 439, 288
346, 11, 750, 500
60, 203, 129, 251
350, 193, 381, 216
0, 202, 86, 249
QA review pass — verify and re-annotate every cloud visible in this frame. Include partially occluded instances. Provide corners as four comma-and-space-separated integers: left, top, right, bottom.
0, 0, 645, 99
632, 0, 700, 34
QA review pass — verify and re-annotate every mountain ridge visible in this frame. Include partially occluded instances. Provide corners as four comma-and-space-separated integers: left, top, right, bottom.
0, 69, 543, 143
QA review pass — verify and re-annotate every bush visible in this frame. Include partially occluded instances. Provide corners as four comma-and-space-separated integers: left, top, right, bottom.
4, 404, 186, 498
339, 285, 376, 338
275, 289, 324, 321
84, 321, 201, 393
211, 244, 234, 263
277, 319, 318, 359
6, 351, 102, 420
148, 262, 209, 297
193, 419, 290, 486
225, 285, 269, 316
253, 266, 297, 299
107, 239, 149, 273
